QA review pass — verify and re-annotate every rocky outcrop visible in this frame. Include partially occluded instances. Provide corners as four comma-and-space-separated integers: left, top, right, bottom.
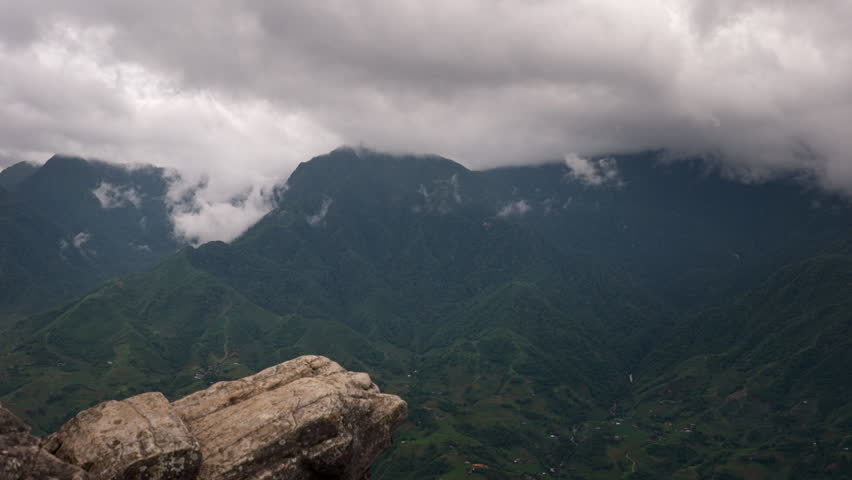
3, 356, 406, 480
0, 406, 89, 480
45, 392, 201, 480
172, 355, 407, 480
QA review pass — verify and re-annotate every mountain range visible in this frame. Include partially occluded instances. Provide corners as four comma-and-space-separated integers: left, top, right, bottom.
0, 155, 178, 317
1, 147, 850, 479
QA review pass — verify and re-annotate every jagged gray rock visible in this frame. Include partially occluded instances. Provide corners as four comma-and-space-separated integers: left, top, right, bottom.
4, 356, 406, 480
0, 405, 89, 480
172, 355, 407, 480
45, 392, 201, 480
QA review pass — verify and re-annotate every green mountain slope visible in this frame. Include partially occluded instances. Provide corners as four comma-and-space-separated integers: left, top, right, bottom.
0, 155, 180, 314
0, 185, 94, 316
478, 155, 850, 310
610, 242, 852, 479
0, 161, 39, 191
1, 148, 850, 479
0, 250, 407, 432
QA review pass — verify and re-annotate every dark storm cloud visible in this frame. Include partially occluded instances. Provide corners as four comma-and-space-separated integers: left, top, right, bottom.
1, 1, 850, 241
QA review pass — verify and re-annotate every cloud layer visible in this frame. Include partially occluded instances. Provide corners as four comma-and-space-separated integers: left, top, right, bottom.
1, 1, 850, 241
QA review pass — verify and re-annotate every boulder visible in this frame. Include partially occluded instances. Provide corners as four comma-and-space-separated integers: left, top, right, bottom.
6, 356, 406, 480
0, 405, 89, 480
172, 355, 407, 480
45, 392, 201, 480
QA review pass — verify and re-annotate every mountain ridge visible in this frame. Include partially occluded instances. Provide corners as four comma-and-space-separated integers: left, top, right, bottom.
1, 148, 850, 479
0, 155, 180, 314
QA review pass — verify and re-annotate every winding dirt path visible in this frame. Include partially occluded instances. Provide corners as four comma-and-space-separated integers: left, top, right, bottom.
625, 452, 637, 473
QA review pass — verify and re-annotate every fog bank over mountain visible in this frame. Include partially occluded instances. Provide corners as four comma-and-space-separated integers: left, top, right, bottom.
1, 1, 851, 242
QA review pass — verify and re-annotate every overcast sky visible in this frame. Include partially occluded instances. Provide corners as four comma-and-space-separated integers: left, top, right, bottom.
1, 1, 850, 242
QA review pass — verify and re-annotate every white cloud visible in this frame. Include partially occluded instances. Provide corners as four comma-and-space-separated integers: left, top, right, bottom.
497, 200, 531, 217
92, 181, 141, 208
0, 1, 851, 242
564, 154, 621, 186
68, 231, 96, 257
72, 231, 91, 249
170, 186, 274, 245
306, 197, 333, 227
59, 232, 96, 257
128, 242, 151, 252
415, 174, 463, 214
542, 197, 555, 215
449, 174, 462, 204
0, 22, 340, 242
417, 184, 430, 202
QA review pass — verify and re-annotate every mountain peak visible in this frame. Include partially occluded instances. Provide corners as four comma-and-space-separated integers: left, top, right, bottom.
0, 161, 40, 191
43, 154, 89, 169
307, 146, 467, 172
281, 148, 471, 209
291, 147, 467, 183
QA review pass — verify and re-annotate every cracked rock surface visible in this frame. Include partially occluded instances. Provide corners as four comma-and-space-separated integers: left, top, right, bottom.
2, 356, 406, 480
45, 392, 201, 480
173, 355, 407, 480
0, 405, 89, 480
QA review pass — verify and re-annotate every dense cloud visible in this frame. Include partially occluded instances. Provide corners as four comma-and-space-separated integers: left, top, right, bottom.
1, 1, 850, 242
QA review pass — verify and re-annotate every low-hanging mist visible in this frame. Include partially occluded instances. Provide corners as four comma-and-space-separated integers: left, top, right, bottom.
1, 0, 851, 242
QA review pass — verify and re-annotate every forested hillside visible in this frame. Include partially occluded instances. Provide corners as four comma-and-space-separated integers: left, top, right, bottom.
1, 148, 850, 479
0, 155, 179, 314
